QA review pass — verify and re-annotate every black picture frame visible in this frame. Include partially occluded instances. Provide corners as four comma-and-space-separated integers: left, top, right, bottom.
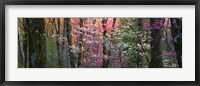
0, 0, 199, 86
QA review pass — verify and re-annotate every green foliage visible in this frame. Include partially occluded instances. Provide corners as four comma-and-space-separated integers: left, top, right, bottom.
46, 36, 59, 68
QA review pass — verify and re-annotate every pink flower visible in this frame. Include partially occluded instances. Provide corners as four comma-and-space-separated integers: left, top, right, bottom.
70, 18, 80, 24
82, 59, 87, 63
142, 22, 150, 28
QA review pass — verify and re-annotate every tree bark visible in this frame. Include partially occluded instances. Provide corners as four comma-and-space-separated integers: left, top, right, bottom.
23, 18, 46, 68
22, 19, 29, 68
64, 18, 71, 68
77, 19, 84, 67
102, 18, 109, 68
149, 18, 163, 68
55, 18, 63, 67
170, 18, 182, 68
18, 18, 25, 67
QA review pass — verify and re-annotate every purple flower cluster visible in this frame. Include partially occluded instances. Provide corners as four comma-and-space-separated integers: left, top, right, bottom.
142, 19, 165, 30
160, 51, 176, 56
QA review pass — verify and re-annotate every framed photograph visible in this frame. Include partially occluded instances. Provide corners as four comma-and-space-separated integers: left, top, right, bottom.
0, 0, 199, 86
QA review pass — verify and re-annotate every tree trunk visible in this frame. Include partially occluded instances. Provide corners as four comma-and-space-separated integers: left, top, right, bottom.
55, 18, 63, 67
65, 18, 76, 68
22, 19, 29, 68
102, 18, 109, 68
55, 18, 66, 68
18, 18, 25, 67
170, 18, 182, 68
64, 18, 71, 68
60, 18, 65, 68
77, 19, 84, 67
149, 18, 163, 68
23, 18, 46, 68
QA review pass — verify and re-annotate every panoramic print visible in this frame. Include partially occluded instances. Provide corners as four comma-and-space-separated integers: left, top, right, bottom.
18, 18, 182, 68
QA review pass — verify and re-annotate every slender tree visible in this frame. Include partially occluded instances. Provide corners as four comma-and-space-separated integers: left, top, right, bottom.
22, 19, 29, 68
170, 18, 182, 68
102, 18, 110, 68
23, 18, 46, 68
77, 18, 84, 67
63, 18, 71, 68
60, 18, 65, 68
149, 18, 164, 68
68, 19, 76, 68
54, 18, 64, 67
18, 18, 25, 67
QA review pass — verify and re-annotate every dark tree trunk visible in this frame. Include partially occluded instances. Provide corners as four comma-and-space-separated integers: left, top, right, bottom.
77, 19, 84, 67
24, 18, 46, 68
22, 19, 29, 68
102, 18, 109, 68
64, 18, 75, 68
149, 18, 164, 68
170, 18, 182, 68
55, 18, 64, 68
103, 18, 107, 56
109, 18, 116, 67
64, 18, 71, 68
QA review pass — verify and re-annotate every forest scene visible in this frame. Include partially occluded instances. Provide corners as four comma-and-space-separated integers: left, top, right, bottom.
18, 18, 182, 68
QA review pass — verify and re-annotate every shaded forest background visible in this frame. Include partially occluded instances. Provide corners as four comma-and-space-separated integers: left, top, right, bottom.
18, 18, 182, 68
